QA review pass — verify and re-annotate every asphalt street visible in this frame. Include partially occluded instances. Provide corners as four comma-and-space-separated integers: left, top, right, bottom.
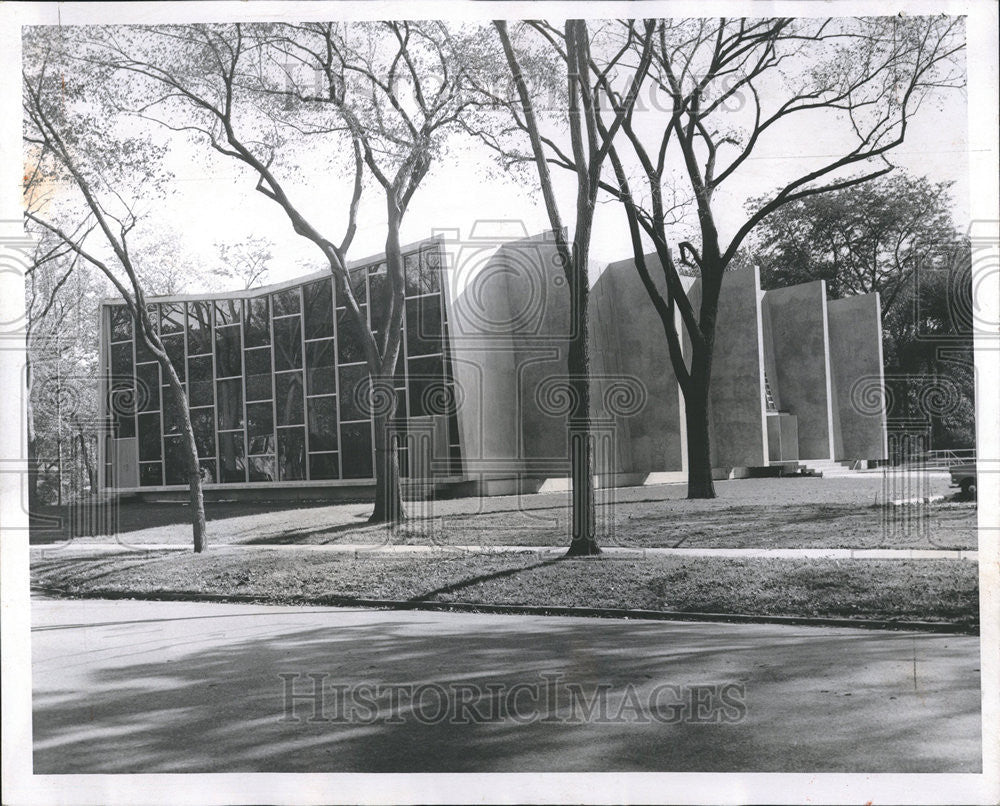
31, 596, 982, 773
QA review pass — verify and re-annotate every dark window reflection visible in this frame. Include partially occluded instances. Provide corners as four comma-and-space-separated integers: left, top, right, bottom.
275, 372, 304, 426
368, 263, 387, 309
215, 298, 243, 326
164, 436, 185, 484
139, 462, 163, 487
272, 288, 301, 316
303, 279, 334, 340
278, 428, 306, 480
218, 431, 246, 483
341, 422, 373, 478
161, 334, 185, 381
346, 267, 367, 306
421, 248, 442, 294
407, 355, 446, 417
309, 453, 339, 480
199, 459, 217, 484
337, 308, 368, 364
249, 455, 276, 482
305, 339, 336, 395
188, 355, 214, 407
338, 364, 369, 422
110, 342, 133, 377
244, 297, 270, 347
215, 325, 242, 377
307, 396, 338, 451
136, 364, 160, 412
191, 406, 215, 457
245, 348, 272, 401
405, 296, 443, 356
137, 413, 161, 460
216, 379, 244, 430
110, 305, 132, 341
246, 402, 274, 456
186, 301, 213, 355
273, 317, 302, 371
161, 303, 185, 334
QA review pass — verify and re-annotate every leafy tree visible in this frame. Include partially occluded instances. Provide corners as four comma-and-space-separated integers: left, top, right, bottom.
212, 235, 273, 290
23, 28, 210, 551
744, 172, 975, 450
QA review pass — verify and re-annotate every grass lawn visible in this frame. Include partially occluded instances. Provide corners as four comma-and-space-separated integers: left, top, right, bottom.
31, 477, 978, 552
30, 550, 979, 629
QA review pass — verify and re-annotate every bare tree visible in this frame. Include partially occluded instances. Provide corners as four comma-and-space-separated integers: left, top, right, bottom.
23, 33, 209, 551
213, 235, 274, 290
488, 19, 655, 555
587, 16, 965, 497
88, 22, 475, 523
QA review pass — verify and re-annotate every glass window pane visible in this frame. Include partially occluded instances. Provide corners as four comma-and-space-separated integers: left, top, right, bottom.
405, 296, 443, 356
245, 347, 272, 401
278, 428, 306, 480
275, 372, 304, 426
160, 303, 185, 334
369, 263, 387, 307
303, 279, 334, 340
249, 455, 276, 482
307, 396, 338, 451
408, 355, 446, 418
305, 339, 336, 396
420, 248, 442, 294
199, 459, 216, 484
110, 305, 132, 341
272, 287, 301, 316
273, 317, 302, 371
188, 355, 214, 407
243, 296, 271, 348
247, 401, 273, 438
346, 267, 367, 306
403, 252, 421, 296
341, 422, 373, 479
191, 406, 215, 457
337, 308, 368, 364
338, 364, 369, 422
309, 453, 339, 480
110, 342, 133, 377
162, 385, 184, 436
136, 363, 160, 412
215, 325, 242, 377
164, 436, 185, 485
218, 432, 246, 483
137, 413, 161, 460
216, 379, 244, 431
161, 334, 185, 381
139, 462, 163, 487
215, 298, 243, 326
186, 301, 213, 355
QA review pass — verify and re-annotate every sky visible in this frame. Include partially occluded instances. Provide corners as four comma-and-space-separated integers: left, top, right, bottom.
24, 15, 972, 295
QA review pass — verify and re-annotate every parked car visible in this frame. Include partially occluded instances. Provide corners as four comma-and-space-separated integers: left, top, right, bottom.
949, 462, 977, 498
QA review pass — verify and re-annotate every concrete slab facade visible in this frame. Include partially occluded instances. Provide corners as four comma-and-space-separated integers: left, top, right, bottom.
762, 280, 836, 461
827, 293, 889, 462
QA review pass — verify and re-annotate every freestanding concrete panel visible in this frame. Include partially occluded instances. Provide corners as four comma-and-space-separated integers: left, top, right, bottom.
686, 267, 769, 470
827, 293, 888, 461
593, 253, 685, 475
762, 280, 835, 461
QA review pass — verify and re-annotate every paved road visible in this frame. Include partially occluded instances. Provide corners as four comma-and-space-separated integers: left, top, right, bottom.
32, 596, 982, 774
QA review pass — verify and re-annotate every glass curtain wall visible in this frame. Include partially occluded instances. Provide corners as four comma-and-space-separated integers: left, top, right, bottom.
104, 243, 462, 487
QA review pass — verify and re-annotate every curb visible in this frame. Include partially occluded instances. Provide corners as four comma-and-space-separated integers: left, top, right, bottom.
30, 585, 978, 635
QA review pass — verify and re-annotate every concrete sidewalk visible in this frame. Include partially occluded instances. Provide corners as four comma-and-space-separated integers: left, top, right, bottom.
31, 596, 982, 774
31, 541, 980, 560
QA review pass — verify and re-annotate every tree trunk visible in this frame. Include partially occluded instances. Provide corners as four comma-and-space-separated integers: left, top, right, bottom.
162, 359, 207, 552
369, 386, 404, 525
565, 253, 599, 556
684, 380, 716, 499
76, 423, 97, 493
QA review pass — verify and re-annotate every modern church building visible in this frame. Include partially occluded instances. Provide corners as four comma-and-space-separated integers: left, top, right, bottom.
98, 232, 887, 498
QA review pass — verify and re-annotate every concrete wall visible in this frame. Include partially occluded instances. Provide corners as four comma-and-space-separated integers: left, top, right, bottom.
686, 267, 769, 469
827, 293, 888, 461
762, 280, 835, 461
593, 253, 684, 474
